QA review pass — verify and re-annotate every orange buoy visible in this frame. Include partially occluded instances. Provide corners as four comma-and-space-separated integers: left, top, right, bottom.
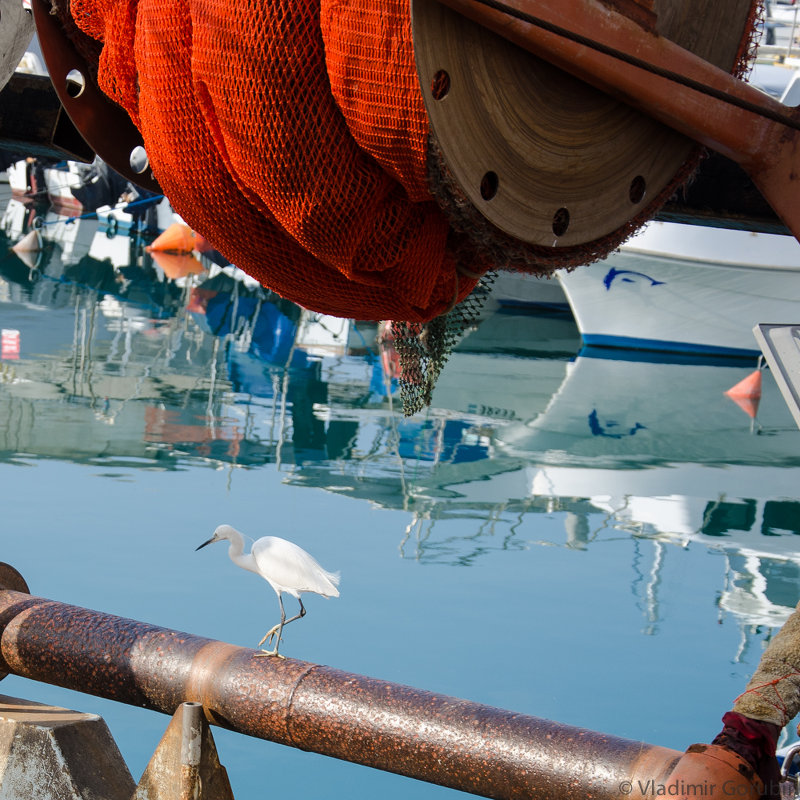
149, 250, 205, 279
146, 223, 197, 253
724, 370, 762, 418
725, 370, 762, 399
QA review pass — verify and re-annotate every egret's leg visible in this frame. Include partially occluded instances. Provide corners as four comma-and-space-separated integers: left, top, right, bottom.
255, 598, 307, 658
256, 595, 287, 658
281, 598, 306, 629
259, 599, 306, 644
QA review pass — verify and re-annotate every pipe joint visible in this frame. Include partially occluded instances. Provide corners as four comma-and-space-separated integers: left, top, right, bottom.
641, 744, 765, 800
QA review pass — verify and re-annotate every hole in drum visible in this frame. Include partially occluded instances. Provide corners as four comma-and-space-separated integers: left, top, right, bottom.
480, 171, 499, 201
629, 175, 646, 204
431, 70, 451, 101
552, 207, 570, 237
65, 69, 86, 99
129, 146, 149, 174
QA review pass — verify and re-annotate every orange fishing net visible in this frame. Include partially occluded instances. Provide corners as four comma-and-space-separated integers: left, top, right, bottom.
68, 0, 482, 322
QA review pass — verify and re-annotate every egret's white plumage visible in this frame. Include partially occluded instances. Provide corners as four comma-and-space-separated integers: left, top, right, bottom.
196, 524, 339, 657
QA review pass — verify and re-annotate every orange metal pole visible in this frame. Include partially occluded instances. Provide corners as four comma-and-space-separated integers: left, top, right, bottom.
431, 0, 800, 240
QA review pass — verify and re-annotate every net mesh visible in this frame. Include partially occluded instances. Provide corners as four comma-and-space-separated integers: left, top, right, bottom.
390, 271, 496, 415
68, 0, 484, 324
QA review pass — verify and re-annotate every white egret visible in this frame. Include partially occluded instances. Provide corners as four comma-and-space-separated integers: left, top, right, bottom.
196, 524, 340, 658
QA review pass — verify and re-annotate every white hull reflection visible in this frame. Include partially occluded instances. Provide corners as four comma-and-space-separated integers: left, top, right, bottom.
487, 270, 569, 313
557, 221, 800, 357
1, 199, 103, 269
488, 351, 800, 629
6, 161, 175, 233
499, 351, 800, 465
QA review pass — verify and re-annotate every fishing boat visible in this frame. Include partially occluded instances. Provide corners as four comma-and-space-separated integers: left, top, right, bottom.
7, 159, 83, 215
556, 222, 800, 356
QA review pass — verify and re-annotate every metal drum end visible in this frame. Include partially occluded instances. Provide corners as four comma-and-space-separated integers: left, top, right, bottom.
0, 563, 30, 595
0, 563, 30, 682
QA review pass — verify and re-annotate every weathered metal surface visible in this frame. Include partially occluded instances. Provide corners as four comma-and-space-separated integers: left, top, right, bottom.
411, 0, 753, 247
423, 0, 800, 243
0, 564, 28, 594
673, 744, 761, 800
0, 565, 28, 681
31, 0, 160, 192
0, 583, 683, 800
0, 693, 135, 799
599, 0, 656, 31
133, 702, 235, 800
0, 71, 95, 161
0, 0, 34, 93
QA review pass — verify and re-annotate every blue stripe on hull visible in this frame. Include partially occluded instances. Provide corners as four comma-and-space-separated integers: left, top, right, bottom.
579, 345, 759, 368
581, 333, 760, 359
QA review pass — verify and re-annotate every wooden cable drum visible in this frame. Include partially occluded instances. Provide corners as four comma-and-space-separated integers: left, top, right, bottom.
411, 0, 759, 265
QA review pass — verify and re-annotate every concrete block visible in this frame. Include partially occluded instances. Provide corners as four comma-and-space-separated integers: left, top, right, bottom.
0, 694, 135, 800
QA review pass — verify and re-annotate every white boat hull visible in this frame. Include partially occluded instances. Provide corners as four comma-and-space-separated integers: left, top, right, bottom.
557, 223, 800, 356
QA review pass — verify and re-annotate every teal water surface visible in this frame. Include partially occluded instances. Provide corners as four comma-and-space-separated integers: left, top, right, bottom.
2, 202, 800, 799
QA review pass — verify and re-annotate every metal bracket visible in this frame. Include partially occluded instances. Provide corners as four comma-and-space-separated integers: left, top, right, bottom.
780, 743, 800, 800
0, 563, 30, 682
133, 702, 236, 800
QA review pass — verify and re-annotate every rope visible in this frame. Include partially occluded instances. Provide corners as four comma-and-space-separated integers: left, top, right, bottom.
460, 0, 800, 132
732, 602, 800, 728
734, 668, 800, 723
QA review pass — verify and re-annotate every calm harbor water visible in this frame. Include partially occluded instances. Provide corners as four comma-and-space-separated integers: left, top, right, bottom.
2, 196, 800, 798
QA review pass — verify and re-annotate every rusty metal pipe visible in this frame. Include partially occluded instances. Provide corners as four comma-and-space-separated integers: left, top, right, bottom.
0, 581, 683, 800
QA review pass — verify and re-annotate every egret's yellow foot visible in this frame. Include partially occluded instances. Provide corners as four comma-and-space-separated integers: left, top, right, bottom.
254, 649, 285, 659
257, 625, 281, 648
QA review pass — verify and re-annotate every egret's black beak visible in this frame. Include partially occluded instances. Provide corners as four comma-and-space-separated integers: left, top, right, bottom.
195, 537, 215, 551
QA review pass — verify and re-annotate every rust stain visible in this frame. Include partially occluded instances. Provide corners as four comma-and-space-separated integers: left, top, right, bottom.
597, 0, 657, 31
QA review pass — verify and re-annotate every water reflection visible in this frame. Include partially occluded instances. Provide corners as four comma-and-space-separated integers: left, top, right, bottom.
3, 199, 800, 775
4, 201, 800, 565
